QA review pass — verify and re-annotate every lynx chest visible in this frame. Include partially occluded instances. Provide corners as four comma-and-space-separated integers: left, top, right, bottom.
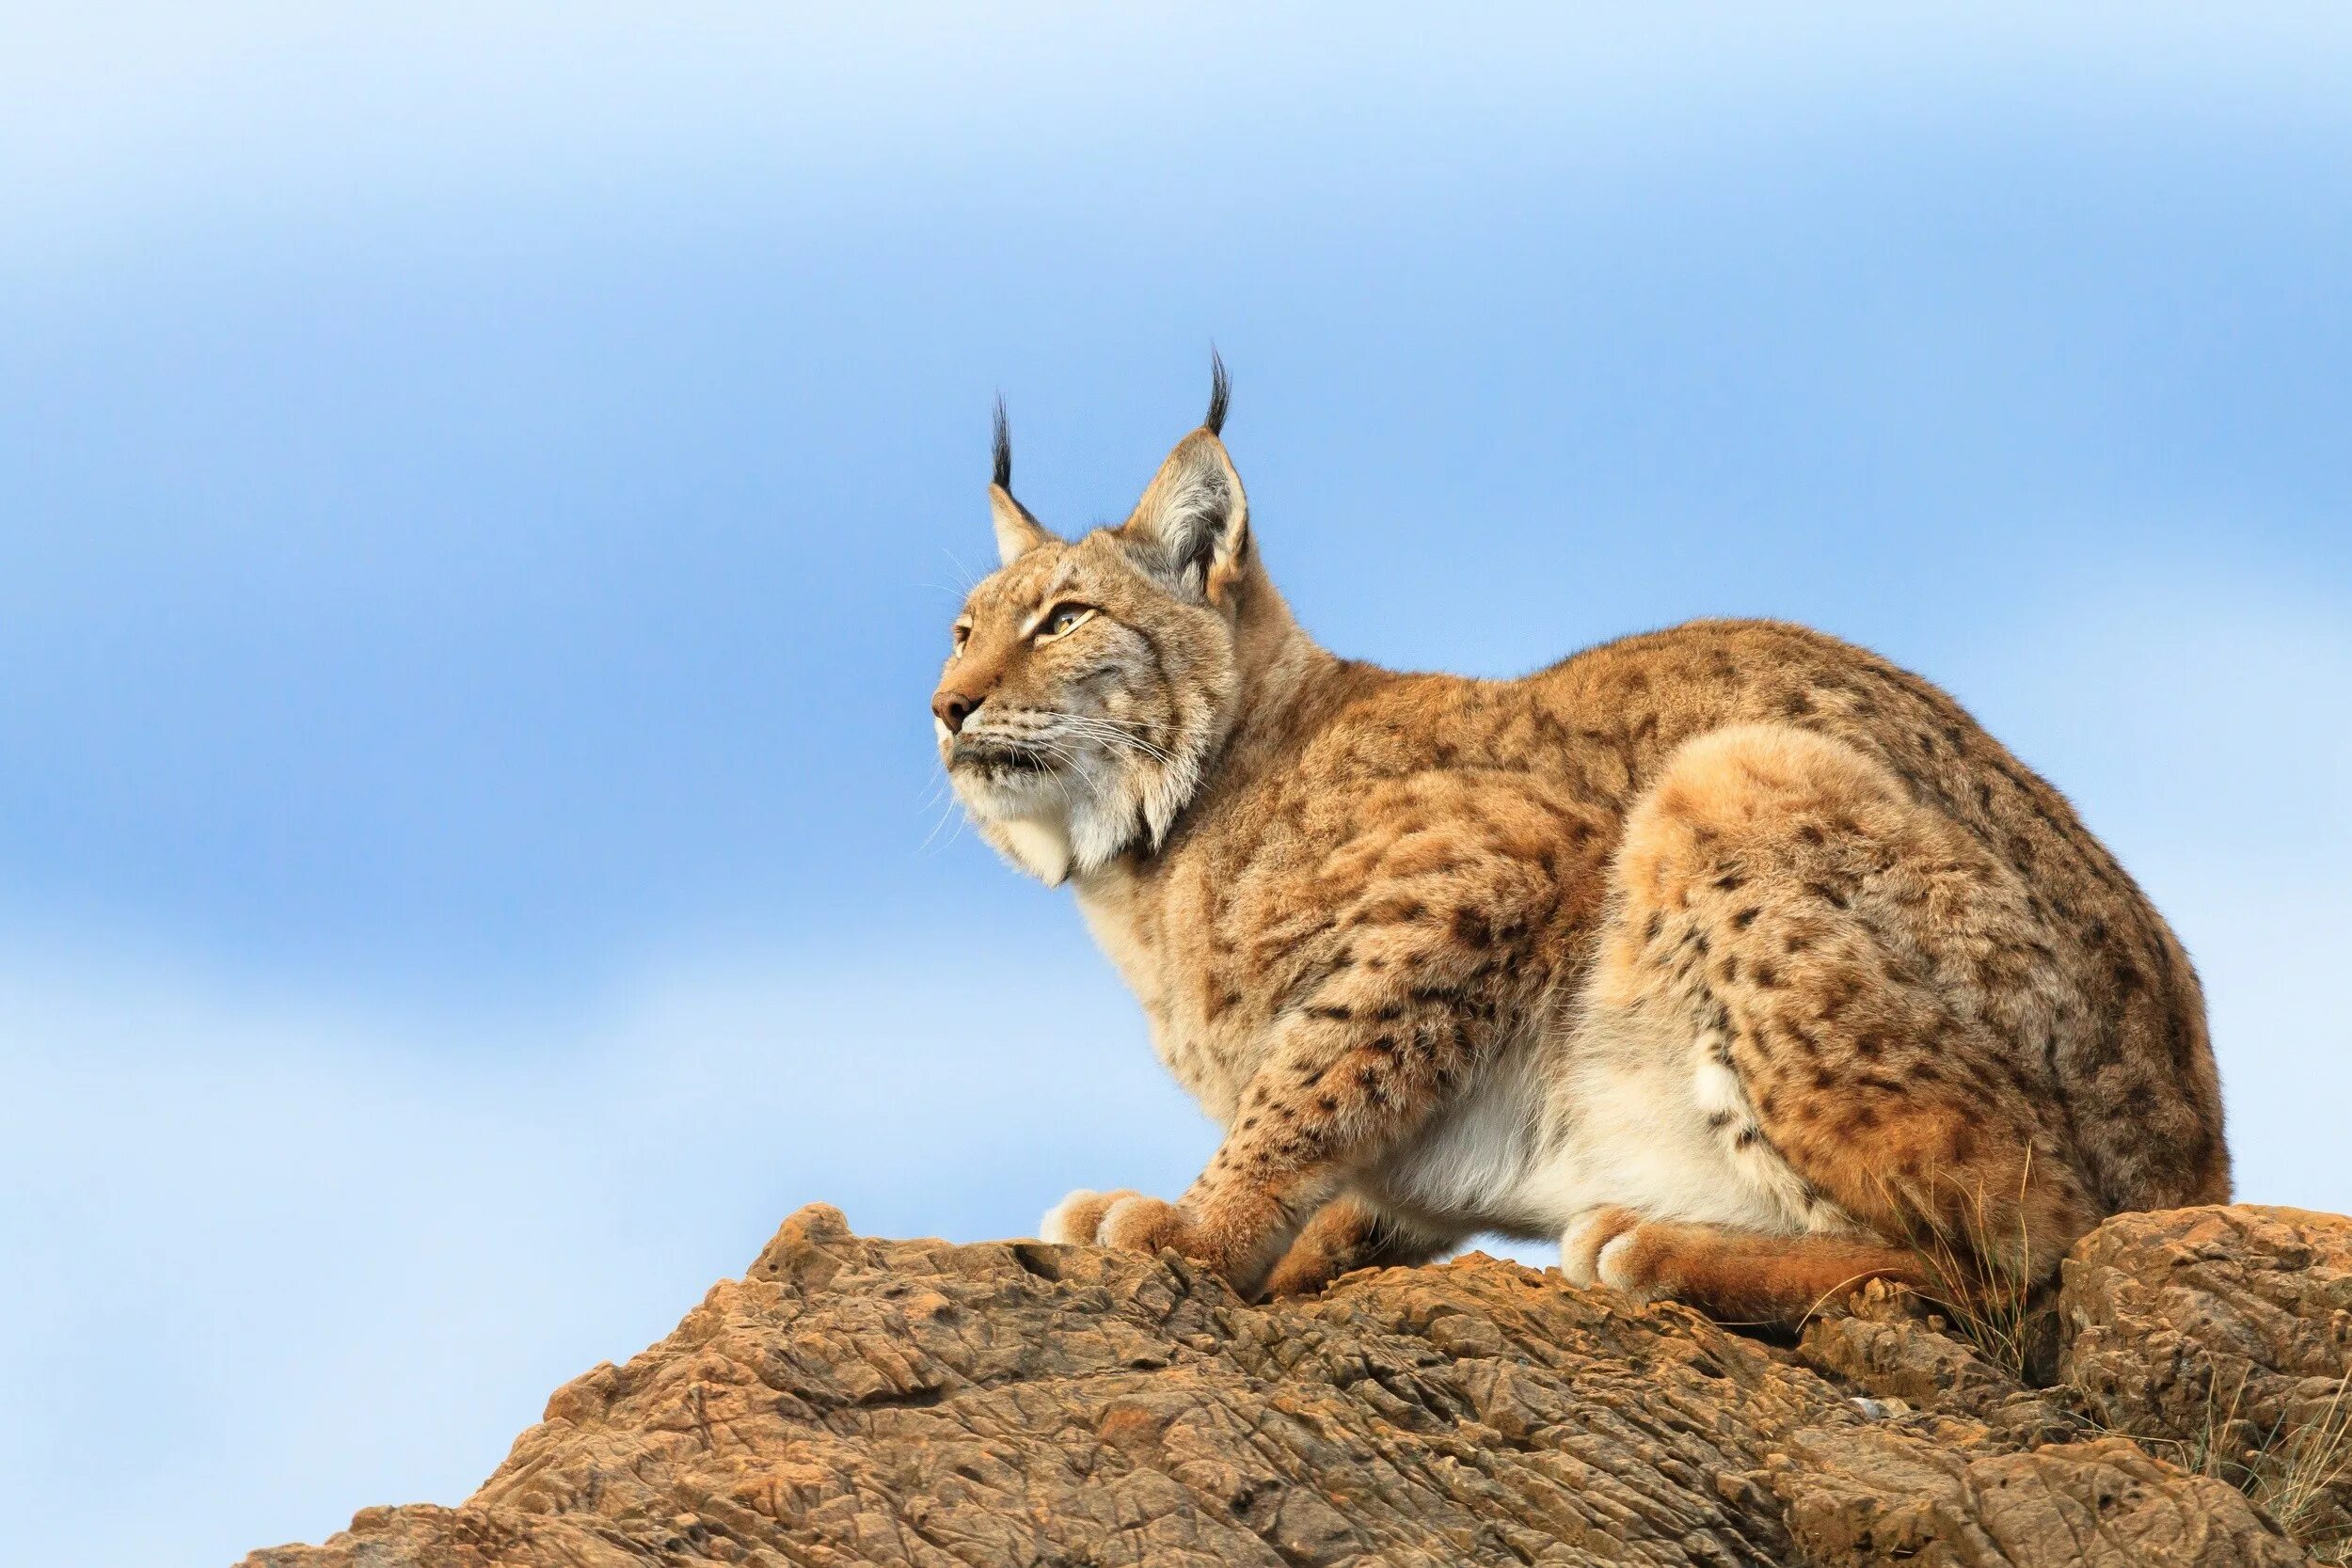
1073, 859, 1262, 1123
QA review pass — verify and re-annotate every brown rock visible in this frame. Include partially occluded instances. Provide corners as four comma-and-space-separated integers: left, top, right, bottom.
2064, 1204, 2352, 1551
1775, 1432, 2311, 1566
1793, 1277, 2086, 1449
239, 1204, 2338, 1567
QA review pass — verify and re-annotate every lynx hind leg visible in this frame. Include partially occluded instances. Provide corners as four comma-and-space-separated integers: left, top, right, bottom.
1565, 1204, 1929, 1325
1595, 723, 2104, 1322
1261, 1196, 1460, 1299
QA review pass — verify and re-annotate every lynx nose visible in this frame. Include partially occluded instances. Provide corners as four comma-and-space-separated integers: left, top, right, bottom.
933, 689, 980, 735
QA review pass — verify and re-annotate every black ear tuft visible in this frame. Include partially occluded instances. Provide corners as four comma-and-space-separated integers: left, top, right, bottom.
1204, 350, 1230, 436
992, 396, 1012, 490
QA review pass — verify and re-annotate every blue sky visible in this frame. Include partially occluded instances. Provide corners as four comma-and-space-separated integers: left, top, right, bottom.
3, 8, 2348, 1564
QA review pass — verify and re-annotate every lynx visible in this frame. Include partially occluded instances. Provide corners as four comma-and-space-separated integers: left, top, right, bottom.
933, 361, 2229, 1325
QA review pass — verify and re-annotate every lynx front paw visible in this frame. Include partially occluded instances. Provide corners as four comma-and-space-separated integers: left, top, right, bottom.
1097, 1193, 1195, 1254
1041, 1188, 1140, 1245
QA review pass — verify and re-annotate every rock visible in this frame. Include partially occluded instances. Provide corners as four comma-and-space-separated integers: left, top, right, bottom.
1774, 1432, 2312, 1566
2064, 1204, 2352, 1551
239, 1204, 2347, 1567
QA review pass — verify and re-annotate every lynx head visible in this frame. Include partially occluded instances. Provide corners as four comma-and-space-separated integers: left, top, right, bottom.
933, 360, 1258, 885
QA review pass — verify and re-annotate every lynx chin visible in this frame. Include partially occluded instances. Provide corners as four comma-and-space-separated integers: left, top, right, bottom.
933, 359, 2228, 1326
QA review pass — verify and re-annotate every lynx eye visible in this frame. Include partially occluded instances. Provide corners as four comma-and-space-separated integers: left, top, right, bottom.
950, 623, 971, 654
1037, 603, 1095, 641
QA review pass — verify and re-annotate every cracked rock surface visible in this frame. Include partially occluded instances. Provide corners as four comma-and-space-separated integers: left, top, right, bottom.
2063, 1206, 2352, 1551
240, 1204, 2344, 1567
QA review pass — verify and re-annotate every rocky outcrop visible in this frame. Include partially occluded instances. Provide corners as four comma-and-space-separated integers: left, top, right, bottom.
2064, 1207, 2352, 1553
239, 1205, 2351, 1567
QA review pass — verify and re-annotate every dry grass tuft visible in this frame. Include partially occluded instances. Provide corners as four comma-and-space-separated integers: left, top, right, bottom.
1896, 1158, 2049, 1382
2231, 1371, 2352, 1561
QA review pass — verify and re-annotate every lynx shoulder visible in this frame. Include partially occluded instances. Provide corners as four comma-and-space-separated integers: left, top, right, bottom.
934, 364, 2229, 1324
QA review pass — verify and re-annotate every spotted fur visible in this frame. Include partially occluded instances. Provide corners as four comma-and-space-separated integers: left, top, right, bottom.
935, 372, 2231, 1325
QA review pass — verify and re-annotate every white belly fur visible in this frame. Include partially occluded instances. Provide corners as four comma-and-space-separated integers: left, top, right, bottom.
1363, 1008, 1831, 1250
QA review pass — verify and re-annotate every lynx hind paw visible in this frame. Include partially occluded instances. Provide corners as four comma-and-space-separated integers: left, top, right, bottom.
1041, 1188, 1138, 1246
1561, 1206, 1652, 1293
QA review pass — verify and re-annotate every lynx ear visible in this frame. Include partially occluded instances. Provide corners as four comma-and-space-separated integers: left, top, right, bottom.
990, 398, 1056, 566
991, 485, 1054, 566
1120, 358, 1248, 603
